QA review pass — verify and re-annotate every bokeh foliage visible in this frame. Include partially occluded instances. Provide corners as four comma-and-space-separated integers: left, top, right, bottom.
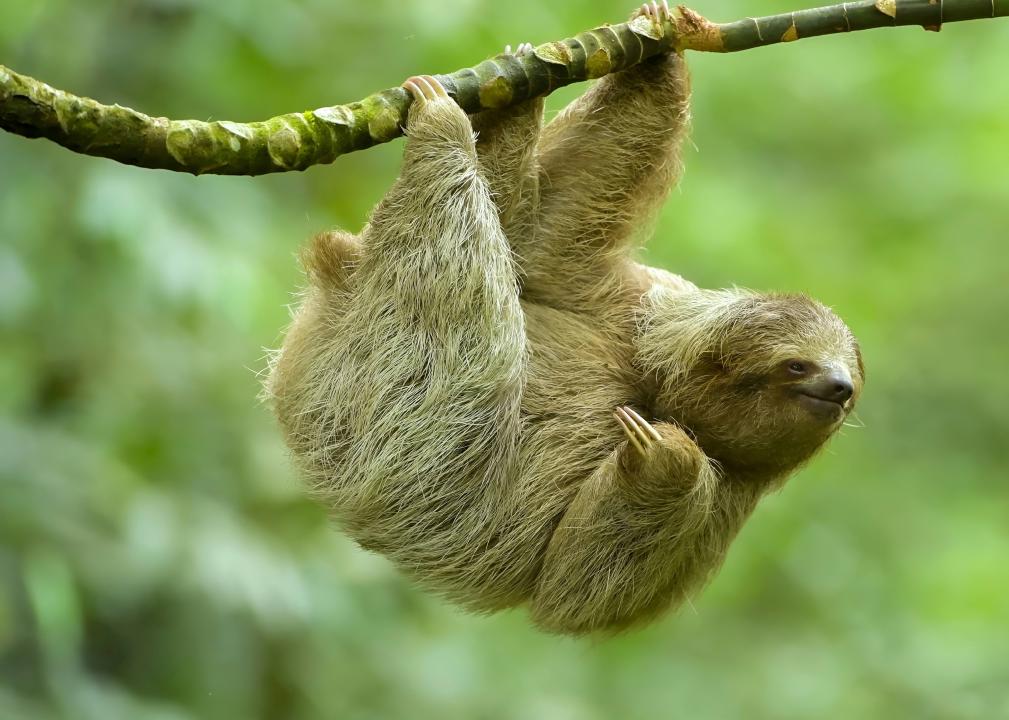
1, 1, 1007, 718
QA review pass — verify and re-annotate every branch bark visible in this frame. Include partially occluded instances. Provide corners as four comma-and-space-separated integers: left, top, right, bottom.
1, 0, 1005, 176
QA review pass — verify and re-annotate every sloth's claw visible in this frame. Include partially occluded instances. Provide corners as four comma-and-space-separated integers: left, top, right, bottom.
624, 406, 662, 441
503, 42, 534, 57
614, 409, 645, 456
614, 405, 661, 458
634, 0, 672, 24
402, 75, 450, 103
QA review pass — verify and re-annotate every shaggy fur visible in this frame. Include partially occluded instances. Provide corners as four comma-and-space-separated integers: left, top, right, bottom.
267, 50, 864, 635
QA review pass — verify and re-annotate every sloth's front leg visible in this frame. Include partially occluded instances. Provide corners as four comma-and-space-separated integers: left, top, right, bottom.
288, 76, 527, 590
529, 407, 721, 634
611, 406, 705, 488
471, 42, 544, 245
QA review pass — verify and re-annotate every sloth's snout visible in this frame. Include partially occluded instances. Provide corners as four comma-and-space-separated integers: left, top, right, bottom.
802, 369, 854, 405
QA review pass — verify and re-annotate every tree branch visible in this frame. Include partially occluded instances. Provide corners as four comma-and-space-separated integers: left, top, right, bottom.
1, 0, 1005, 176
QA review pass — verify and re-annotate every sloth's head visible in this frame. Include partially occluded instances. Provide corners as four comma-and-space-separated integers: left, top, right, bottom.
637, 288, 864, 479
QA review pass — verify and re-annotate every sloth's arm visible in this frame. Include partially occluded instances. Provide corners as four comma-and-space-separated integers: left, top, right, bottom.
537, 51, 689, 254
529, 409, 719, 635
471, 97, 544, 242
524, 51, 690, 307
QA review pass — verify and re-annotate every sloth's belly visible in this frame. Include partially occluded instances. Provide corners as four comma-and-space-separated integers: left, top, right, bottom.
520, 300, 640, 421
513, 300, 642, 515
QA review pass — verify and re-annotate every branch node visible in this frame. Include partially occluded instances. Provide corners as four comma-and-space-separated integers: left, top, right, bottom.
673, 6, 725, 51
875, 0, 898, 19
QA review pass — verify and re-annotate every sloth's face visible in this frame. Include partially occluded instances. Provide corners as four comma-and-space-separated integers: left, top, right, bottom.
660, 303, 864, 479
771, 356, 858, 424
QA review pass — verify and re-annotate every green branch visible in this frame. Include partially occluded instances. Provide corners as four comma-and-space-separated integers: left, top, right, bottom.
1, 0, 1005, 176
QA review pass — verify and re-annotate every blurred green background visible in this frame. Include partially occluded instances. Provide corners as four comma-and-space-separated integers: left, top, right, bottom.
1, 1, 1007, 718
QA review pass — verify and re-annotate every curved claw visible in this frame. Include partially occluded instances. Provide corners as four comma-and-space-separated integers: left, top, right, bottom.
636, 0, 672, 23
614, 406, 662, 458
503, 42, 534, 57
402, 74, 450, 103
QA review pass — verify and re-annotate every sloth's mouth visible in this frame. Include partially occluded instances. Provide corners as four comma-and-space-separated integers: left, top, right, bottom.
798, 392, 845, 407
797, 392, 847, 418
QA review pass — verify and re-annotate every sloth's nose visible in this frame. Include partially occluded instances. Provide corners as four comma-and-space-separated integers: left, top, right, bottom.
827, 374, 854, 403
815, 371, 854, 404
801, 369, 854, 405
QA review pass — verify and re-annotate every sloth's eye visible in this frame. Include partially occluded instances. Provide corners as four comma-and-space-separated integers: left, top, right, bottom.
787, 361, 807, 375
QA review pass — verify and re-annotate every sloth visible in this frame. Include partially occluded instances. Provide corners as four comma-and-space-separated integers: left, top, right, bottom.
267, 5, 863, 635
